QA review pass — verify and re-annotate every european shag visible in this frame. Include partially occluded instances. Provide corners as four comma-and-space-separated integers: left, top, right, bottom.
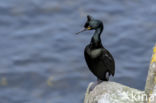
77, 15, 115, 82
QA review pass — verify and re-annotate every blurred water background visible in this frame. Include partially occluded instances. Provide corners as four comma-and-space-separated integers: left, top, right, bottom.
0, 0, 156, 103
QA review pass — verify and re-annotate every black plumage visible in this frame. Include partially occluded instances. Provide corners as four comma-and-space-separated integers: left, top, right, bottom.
77, 15, 115, 81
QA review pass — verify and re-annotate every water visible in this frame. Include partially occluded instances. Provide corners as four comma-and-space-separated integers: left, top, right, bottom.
0, 0, 156, 103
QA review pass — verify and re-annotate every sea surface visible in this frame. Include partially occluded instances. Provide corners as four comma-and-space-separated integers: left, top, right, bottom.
0, 0, 156, 103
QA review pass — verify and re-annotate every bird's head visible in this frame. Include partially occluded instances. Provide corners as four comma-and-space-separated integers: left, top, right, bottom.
76, 15, 103, 34
84, 15, 103, 30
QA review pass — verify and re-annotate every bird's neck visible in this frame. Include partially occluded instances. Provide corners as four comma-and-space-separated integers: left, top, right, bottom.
91, 26, 103, 46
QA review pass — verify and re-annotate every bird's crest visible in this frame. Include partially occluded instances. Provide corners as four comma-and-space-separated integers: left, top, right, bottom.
87, 15, 93, 21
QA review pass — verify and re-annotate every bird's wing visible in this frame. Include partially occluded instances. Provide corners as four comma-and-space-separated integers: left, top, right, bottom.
99, 48, 115, 76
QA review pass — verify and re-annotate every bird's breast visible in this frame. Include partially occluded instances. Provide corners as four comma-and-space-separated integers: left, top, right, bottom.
85, 46, 102, 59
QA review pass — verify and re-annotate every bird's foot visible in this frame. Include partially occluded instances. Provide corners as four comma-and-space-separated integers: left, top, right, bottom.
106, 72, 110, 81
89, 80, 102, 92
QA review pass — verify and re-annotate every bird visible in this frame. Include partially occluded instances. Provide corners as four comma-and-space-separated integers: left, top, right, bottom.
76, 15, 115, 84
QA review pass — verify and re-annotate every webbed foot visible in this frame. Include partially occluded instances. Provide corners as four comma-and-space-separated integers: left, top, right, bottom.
89, 79, 102, 92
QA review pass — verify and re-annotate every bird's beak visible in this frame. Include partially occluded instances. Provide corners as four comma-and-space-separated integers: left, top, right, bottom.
76, 27, 92, 35
76, 28, 88, 35
87, 26, 92, 30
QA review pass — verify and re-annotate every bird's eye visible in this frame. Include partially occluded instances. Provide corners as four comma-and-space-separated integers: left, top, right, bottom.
84, 22, 89, 28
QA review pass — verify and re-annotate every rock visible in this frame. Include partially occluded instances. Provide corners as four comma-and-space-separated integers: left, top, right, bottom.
84, 82, 145, 103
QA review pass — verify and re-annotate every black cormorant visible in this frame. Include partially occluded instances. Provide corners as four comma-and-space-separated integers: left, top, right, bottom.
77, 15, 115, 82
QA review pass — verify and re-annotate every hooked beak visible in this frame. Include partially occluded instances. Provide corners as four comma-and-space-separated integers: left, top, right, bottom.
76, 28, 88, 35
76, 27, 92, 35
